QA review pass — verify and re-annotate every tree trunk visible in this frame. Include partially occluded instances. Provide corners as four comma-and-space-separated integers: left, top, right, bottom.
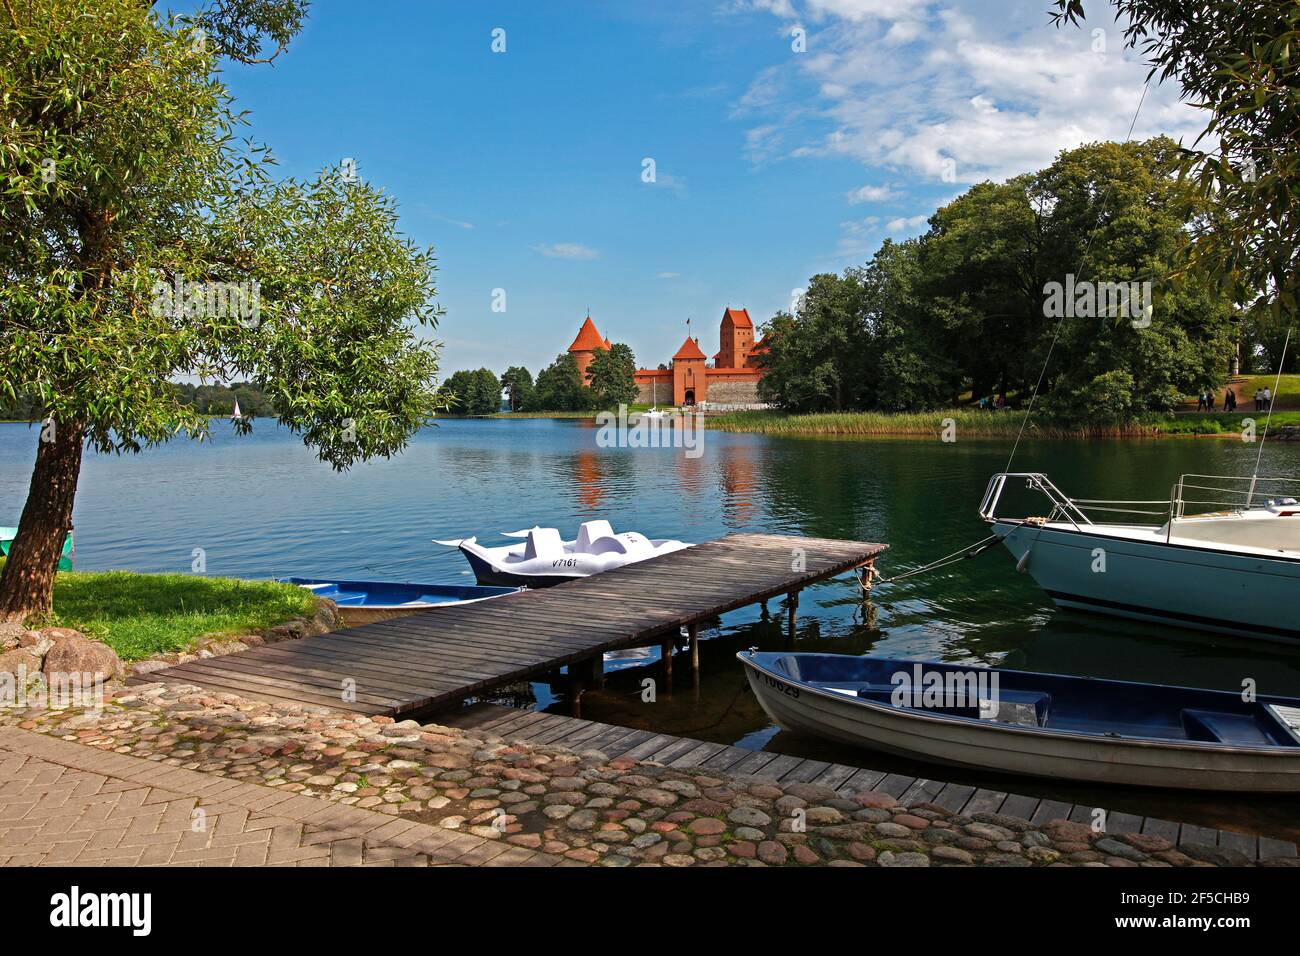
0, 418, 85, 623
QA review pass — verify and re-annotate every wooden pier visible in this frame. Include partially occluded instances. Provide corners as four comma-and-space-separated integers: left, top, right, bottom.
444, 702, 1299, 863
130, 533, 884, 718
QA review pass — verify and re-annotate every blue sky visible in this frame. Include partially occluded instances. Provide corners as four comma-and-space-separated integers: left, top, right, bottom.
210, 0, 1202, 375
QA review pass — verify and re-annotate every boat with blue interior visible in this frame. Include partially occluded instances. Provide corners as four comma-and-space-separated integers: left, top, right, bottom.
286, 577, 522, 625
740, 650, 1300, 791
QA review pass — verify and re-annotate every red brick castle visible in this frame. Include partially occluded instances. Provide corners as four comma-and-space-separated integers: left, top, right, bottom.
566, 308, 767, 406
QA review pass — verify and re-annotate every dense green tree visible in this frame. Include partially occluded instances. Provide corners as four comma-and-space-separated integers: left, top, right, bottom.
587, 343, 637, 408
855, 240, 953, 410
918, 176, 1047, 403
0, 0, 444, 622
529, 353, 591, 411
1031, 138, 1236, 422
757, 274, 873, 412
500, 366, 534, 412
443, 369, 501, 415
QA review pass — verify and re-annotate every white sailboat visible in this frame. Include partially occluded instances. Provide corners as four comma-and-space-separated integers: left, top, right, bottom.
230, 397, 243, 421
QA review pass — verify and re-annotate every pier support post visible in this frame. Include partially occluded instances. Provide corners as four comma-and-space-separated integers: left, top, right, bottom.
787, 590, 800, 639
661, 637, 674, 693
688, 622, 699, 684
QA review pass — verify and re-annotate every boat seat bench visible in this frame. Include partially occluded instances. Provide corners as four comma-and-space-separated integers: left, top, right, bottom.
1182, 708, 1297, 746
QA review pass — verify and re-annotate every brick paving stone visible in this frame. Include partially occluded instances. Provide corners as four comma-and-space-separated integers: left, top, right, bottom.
0, 728, 562, 868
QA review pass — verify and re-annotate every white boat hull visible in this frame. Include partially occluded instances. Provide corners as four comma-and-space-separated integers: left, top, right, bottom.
741, 656, 1300, 791
994, 520, 1300, 643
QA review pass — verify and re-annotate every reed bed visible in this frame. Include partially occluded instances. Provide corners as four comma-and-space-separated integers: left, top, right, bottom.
703, 409, 1273, 439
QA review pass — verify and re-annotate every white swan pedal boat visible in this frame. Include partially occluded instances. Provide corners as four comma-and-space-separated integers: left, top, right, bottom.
740, 651, 1300, 792
435, 520, 691, 587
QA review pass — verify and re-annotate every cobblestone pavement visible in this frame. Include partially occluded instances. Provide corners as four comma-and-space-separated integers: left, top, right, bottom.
2, 682, 1294, 868
0, 728, 561, 867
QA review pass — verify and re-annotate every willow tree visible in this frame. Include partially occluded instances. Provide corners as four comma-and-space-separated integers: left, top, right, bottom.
0, 0, 445, 622
1053, 1, 1299, 326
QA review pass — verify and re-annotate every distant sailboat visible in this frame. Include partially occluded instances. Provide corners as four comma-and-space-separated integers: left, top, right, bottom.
231, 398, 243, 421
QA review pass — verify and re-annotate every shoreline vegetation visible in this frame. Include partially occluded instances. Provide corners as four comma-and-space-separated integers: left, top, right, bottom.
0, 560, 316, 661
445, 407, 1300, 439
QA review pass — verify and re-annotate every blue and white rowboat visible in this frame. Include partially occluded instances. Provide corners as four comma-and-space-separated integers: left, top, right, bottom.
286, 578, 522, 625
739, 651, 1300, 792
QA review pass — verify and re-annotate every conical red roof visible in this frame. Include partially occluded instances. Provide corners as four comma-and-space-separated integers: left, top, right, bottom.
673, 335, 707, 361
568, 316, 606, 352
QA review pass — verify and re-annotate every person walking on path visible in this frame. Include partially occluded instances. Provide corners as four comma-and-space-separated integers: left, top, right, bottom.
1225, 388, 1237, 412
1255, 388, 1264, 411
1264, 386, 1273, 411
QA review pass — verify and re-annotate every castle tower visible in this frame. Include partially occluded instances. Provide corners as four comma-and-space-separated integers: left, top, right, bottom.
567, 315, 608, 382
672, 335, 707, 405
715, 307, 754, 369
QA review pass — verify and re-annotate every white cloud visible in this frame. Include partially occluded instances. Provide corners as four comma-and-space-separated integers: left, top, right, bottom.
885, 213, 928, 232
846, 184, 898, 204
737, 1, 1205, 186
657, 271, 681, 278
532, 242, 600, 260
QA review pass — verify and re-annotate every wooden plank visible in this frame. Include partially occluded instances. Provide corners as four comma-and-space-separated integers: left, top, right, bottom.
997, 793, 1040, 822
1217, 830, 1258, 862
724, 749, 784, 777
1178, 823, 1219, 847
1106, 811, 1144, 835
931, 783, 976, 813
1140, 817, 1182, 843
960, 789, 1008, 817
899, 778, 944, 807
1258, 837, 1297, 860
872, 774, 916, 798
838, 767, 886, 794
1030, 799, 1074, 826
810, 763, 861, 793
667, 741, 729, 769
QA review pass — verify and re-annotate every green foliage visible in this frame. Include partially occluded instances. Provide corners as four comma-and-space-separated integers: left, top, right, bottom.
0, 560, 316, 661
1053, 1, 1300, 325
587, 343, 637, 408
442, 368, 502, 415
0, 0, 445, 468
528, 353, 592, 411
759, 137, 1237, 427
499, 366, 534, 412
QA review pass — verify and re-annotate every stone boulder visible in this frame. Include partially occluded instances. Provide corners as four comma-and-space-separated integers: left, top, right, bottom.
19, 629, 56, 657
42, 631, 122, 683
0, 621, 29, 652
0, 647, 42, 679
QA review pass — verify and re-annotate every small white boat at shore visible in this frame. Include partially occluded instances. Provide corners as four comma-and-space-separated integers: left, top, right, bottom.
981, 472, 1300, 643
436, 520, 691, 587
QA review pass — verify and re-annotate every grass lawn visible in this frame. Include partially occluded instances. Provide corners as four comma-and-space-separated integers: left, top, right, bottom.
1181, 373, 1300, 410
1, 561, 316, 662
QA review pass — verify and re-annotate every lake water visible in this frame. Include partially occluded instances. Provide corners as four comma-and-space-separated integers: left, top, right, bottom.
3, 418, 1299, 837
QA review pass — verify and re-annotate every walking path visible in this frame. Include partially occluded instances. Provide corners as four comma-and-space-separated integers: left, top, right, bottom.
0, 727, 559, 867
4, 681, 1294, 868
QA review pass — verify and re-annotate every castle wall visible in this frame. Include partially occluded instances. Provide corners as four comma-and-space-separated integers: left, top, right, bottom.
704, 379, 761, 404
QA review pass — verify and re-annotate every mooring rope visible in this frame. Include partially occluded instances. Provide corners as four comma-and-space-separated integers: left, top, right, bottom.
868, 531, 1009, 588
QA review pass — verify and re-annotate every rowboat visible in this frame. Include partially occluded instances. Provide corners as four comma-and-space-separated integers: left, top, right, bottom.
435, 519, 691, 588
739, 650, 1300, 791
286, 577, 522, 625
980, 472, 1300, 643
